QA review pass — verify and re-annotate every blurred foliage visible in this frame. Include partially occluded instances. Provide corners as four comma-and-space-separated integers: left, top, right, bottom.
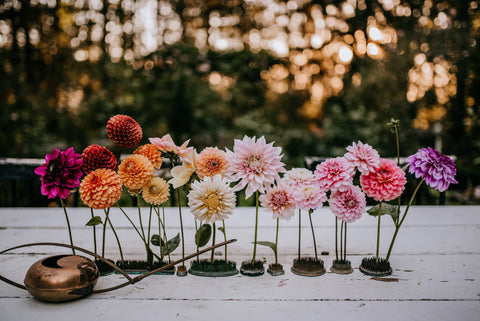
1, 0, 479, 205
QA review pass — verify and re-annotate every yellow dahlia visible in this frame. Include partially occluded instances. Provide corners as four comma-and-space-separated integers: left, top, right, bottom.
195, 147, 228, 179
142, 177, 170, 205
133, 144, 163, 169
118, 154, 154, 190
80, 168, 123, 209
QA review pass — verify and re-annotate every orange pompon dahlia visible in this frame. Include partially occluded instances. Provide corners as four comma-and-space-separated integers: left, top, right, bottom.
133, 144, 163, 169
195, 147, 228, 179
81, 144, 117, 175
106, 115, 143, 148
80, 168, 123, 209
118, 154, 154, 190
142, 177, 170, 205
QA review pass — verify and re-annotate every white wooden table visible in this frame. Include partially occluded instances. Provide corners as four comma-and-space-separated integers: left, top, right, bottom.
1, 206, 479, 320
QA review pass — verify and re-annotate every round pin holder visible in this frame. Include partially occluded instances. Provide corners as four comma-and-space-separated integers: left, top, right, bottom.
290, 257, 326, 277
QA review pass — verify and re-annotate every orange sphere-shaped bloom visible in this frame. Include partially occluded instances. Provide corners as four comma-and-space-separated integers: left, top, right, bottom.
118, 154, 154, 190
195, 147, 229, 179
133, 144, 163, 169
106, 114, 143, 148
80, 168, 123, 209
142, 177, 170, 205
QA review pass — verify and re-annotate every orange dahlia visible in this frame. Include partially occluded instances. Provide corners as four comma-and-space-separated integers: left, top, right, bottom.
142, 177, 170, 205
106, 114, 143, 148
118, 154, 154, 190
133, 144, 163, 169
195, 147, 228, 179
81, 144, 117, 175
80, 168, 123, 209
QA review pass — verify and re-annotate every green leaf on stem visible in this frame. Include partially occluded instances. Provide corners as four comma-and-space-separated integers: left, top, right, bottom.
195, 223, 212, 248
150, 234, 164, 247
85, 216, 102, 226
367, 203, 400, 222
217, 226, 225, 236
162, 233, 180, 255
254, 241, 277, 256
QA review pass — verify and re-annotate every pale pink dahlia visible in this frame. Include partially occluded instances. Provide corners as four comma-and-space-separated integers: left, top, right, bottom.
293, 184, 327, 211
283, 168, 315, 188
360, 158, 406, 202
314, 157, 355, 192
226, 136, 286, 199
149, 134, 193, 163
259, 183, 296, 220
344, 141, 380, 174
329, 185, 366, 223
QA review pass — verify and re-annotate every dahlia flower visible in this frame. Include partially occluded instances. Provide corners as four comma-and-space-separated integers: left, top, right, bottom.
259, 183, 296, 220
149, 134, 193, 163
80, 168, 123, 209
133, 144, 163, 169
142, 177, 170, 205
187, 175, 236, 223
81, 144, 117, 175
314, 157, 355, 192
293, 183, 327, 211
406, 147, 457, 192
360, 158, 406, 202
106, 114, 143, 148
329, 185, 366, 223
35, 147, 83, 199
168, 149, 196, 189
226, 136, 286, 199
344, 141, 380, 174
283, 168, 315, 188
118, 154, 154, 190
195, 147, 229, 179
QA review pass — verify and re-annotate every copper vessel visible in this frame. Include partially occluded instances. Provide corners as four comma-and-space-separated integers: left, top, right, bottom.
24, 254, 99, 302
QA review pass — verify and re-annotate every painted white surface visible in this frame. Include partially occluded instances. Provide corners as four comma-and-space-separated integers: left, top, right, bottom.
1, 206, 479, 320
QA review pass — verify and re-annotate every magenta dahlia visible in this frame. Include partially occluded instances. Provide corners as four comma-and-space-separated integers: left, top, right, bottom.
35, 147, 83, 199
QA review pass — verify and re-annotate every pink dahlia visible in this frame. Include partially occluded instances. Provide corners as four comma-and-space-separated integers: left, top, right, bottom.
259, 183, 296, 220
360, 158, 406, 202
283, 168, 315, 188
406, 147, 457, 192
225, 136, 286, 199
344, 141, 380, 174
314, 157, 355, 192
329, 185, 366, 223
149, 134, 193, 163
293, 183, 327, 211
35, 147, 83, 199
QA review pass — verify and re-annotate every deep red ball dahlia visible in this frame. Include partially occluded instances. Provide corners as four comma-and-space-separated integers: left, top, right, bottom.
81, 144, 117, 175
106, 115, 143, 148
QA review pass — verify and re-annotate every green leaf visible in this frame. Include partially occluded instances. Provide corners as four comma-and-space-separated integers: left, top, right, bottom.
85, 216, 102, 226
217, 226, 225, 236
150, 234, 164, 247
195, 224, 212, 248
162, 233, 180, 255
253, 241, 277, 256
367, 203, 400, 222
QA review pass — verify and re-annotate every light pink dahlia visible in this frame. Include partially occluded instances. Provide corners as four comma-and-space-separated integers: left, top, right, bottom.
344, 141, 380, 174
149, 134, 193, 162
259, 183, 296, 220
293, 183, 327, 211
225, 136, 286, 199
360, 158, 406, 202
283, 168, 315, 188
329, 185, 366, 223
314, 157, 355, 192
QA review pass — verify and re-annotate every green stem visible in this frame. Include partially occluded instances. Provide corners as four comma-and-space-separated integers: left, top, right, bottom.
154, 206, 164, 260
297, 209, 301, 259
90, 208, 97, 256
376, 202, 382, 263
222, 220, 227, 262
335, 217, 338, 261
177, 188, 185, 266
162, 206, 171, 263
386, 178, 425, 261
105, 208, 124, 263
211, 222, 216, 264
274, 218, 279, 264
117, 205, 145, 241
195, 220, 199, 262
340, 220, 343, 261
394, 125, 401, 226
308, 209, 318, 260
59, 198, 75, 255
343, 222, 347, 262
137, 195, 146, 243
251, 191, 259, 265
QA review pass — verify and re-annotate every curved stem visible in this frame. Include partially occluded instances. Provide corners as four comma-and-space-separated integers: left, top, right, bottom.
376, 202, 382, 263
275, 218, 279, 264
90, 208, 97, 256
59, 198, 75, 255
308, 209, 318, 260
251, 191, 259, 265
105, 208, 124, 263
177, 188, 185, 265
117, 205, 145, 241
386, 178, 425, 261
297, 209, 301, 259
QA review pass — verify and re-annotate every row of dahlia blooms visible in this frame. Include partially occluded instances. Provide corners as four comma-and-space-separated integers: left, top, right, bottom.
35, 115, 457, 276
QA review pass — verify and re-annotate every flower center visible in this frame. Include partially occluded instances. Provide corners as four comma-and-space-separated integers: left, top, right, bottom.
272, 192, 287, 206
207, 159, 219, 171
346, 199, 356, 208
205, 193, 221, 210
245, 154, 262, 172
149, 185, 160, 195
